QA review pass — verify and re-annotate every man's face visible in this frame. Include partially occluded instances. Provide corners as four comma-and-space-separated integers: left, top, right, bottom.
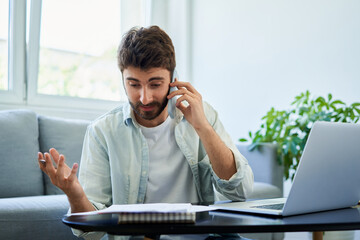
123, 66, 171, 127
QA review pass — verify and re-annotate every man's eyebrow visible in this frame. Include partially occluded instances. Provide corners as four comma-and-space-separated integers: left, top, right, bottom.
148, 77, 165, 82
125, 77, 165, 82
125, 77, 140, 82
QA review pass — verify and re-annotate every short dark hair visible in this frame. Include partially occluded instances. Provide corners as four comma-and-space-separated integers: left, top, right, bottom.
117, 26, 176, 76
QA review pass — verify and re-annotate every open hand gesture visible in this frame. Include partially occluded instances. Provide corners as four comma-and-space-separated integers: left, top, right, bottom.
38, 148, 82, 199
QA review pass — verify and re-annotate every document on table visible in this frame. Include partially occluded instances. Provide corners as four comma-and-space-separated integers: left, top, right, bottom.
69, 203, 217, 216
69, 203, 217, 224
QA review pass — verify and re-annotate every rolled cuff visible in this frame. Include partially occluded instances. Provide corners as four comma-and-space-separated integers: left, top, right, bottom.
211, 149, 254, 201
69, 200, 108, 239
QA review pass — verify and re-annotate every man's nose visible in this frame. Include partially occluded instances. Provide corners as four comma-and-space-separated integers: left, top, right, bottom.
140, 88, 153, 105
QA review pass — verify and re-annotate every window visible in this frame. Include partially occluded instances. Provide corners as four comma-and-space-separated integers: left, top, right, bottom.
0, 0, 9, 91
37, 0, 124, 101
0, 0, 190, 115
1, 0, 146, 112
25, 0, 148, 111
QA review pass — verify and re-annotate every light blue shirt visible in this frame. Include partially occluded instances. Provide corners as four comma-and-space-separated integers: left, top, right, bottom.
78, 101, 254, 211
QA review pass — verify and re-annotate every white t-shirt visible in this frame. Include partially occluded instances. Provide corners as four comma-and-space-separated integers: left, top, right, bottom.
140, 117, 199, 203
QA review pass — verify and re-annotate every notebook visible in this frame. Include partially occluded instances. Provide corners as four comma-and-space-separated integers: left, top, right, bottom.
110, 203, 196, 224
69, 203, 207, 224
213, 121, 360, 217
116, 211, 196, 224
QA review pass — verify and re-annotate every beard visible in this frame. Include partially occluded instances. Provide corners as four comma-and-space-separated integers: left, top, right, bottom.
129, 97, 169, 121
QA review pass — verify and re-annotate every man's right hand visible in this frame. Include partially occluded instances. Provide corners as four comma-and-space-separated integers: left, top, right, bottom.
38, 148, 95, 213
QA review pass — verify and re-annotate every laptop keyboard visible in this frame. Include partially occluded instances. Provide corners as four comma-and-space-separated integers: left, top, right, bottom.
251, 203, 284, 210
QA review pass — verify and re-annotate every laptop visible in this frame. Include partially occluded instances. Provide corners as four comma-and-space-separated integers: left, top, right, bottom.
213, 121, 360, 217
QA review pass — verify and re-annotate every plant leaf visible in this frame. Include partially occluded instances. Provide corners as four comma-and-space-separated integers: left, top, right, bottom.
327, 93, 332, 102
331, 100, 345, 106
240, 90, 359, 181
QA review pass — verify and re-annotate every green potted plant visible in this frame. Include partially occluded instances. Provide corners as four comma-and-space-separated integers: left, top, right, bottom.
240, 90, 360, 181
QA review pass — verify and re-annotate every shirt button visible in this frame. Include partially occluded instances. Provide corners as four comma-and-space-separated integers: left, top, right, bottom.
142, 171, 146, 176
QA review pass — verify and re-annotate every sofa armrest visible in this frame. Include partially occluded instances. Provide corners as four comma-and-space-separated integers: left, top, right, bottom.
0, 195, 78, 239
236, 143, 283, 195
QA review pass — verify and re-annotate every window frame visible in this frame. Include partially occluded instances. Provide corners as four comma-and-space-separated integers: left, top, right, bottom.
0, 0, 191, 117
26, 0, 121, 112
0, 0, 26, 104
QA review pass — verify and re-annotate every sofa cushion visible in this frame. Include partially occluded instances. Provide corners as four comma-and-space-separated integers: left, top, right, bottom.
237, 143, 283, 194
38, 115, 90, 195
0, 109, 44, 197
0, 195, 78, 239
215, 182, 282, 202
248, 182, 282, 199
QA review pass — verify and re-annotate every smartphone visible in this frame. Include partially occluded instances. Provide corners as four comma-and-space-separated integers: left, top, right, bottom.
168, 70, 179, 119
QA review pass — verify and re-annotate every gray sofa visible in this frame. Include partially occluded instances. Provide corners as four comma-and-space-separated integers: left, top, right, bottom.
0, 109, 283, 240
0, 109, 89, 240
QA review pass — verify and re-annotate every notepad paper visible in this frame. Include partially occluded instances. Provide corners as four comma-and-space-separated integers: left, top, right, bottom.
98, 203, 197, 224
115, 211, 196, 224
69, 203, 216, 224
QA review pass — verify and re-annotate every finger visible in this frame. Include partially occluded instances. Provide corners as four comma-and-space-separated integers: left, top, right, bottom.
167, 88, 196, 100
171, 81, 199, 95
67, 163, 79, 182
49, 148, 60, 165
38, 152, 46, 169
176, 101, 188, 113
38, 152, 44, 160
175, 94, 197, 108
56, 154, 65, 179
44, 152, 56, 177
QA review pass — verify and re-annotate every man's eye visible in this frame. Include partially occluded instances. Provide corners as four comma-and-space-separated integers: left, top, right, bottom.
129, 83, 140, 87
151, 84, 161, 88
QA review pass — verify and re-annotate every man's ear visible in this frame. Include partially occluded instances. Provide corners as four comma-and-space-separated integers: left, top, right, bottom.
121, 74, 129, 96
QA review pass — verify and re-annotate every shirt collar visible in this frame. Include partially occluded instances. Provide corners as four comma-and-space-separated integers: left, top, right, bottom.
123, 102, 139, 128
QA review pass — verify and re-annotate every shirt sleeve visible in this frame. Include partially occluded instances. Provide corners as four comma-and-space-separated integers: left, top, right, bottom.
204, 102, 254, 201
70, 124, 112, 239
79, 124, 113, 208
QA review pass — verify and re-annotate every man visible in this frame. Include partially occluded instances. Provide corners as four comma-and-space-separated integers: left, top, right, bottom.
38, 26, 253, 239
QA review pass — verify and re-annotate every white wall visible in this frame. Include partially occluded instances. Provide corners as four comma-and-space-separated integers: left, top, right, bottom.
150, 0, 192, 87
191, 0, 360, 141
